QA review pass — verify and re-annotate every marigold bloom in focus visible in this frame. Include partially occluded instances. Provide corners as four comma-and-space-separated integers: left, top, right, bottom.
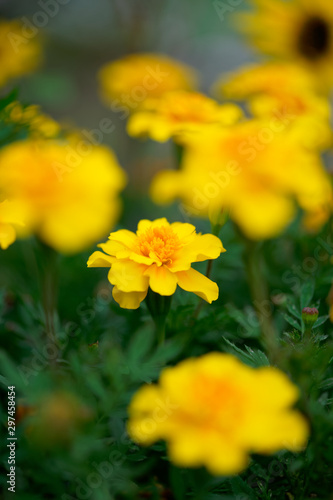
127, 91, 242, 142
128, 352, 309, 475
99, 53, 197, 111
235, 0, 333, 92
214, 63, 332, 150
0, 138, 126, 253
88, 218, 224, 309
0, 200, 24, 250
151, 120, 332, 240
0, 20, 41, 87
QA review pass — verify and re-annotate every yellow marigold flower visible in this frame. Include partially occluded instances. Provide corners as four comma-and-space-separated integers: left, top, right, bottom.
214, 63, 332, 151
215, 63, 317, 100
0, 19, 41, 87
127, 91, 242, 142
151, 120, 332, 240
88, 218, 224, 309
0, 138, 126, 253
5, 101, 61, 139
99, 53, 197, 111
235, 0, 333, 92
128, 352, 309, 475
0, 200, 24, 250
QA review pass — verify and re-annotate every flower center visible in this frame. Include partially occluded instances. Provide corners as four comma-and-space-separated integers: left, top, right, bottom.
136, 226, 182, 264
297, 16, 331, 60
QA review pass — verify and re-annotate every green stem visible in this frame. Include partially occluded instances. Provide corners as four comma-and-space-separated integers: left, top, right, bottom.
145, 290, 172, 345
173, 142, 184, 169
243, 238, 279, 363
36, 239, 59, 344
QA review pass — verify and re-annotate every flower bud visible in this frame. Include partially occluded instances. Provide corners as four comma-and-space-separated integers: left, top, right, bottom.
302, 307, 319, 328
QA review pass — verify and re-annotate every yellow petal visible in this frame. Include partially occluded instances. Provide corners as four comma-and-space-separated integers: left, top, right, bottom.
109, 229, 137, 248
87, 251, 114, 268
137, 218, 170, 233
205, 438, 249, 476
0, 223, 16, 250
144, 264, 178, 296
99, 239, 131, 258
245, 411, 309, 454
188, 233, 225, 262
252, 367, 300, 409
108, 260, 149, 292
170, 222, 196, 241
112, 286, 147, 310
176, 267, 219, 303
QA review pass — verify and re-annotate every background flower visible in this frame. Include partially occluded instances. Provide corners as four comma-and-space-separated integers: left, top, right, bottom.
99, 53, 197, 111
0, 19, 42, 88
235, 0, 333, 92
0, 138, 127, 253
127, 90, 242, 142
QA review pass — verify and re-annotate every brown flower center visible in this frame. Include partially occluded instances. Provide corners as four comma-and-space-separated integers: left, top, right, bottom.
297, 16, 331, 60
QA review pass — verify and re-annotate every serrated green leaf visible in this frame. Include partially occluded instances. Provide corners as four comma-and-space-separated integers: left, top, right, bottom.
281, 312, 301, 331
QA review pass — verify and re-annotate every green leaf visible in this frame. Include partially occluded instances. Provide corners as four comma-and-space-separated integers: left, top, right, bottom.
313, 315, 329, 329
281, 313, 301, 331
221, 337, 269, 367
300, 281, 315, 309
229, 476, 258, 500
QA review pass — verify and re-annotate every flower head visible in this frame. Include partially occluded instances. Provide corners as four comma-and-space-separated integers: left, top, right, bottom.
215, 63, 332, 150
151, 119, 332, 240
0, 19, 42, 87
0, 138, 126, 253
235, 0, 333, 92
0, 200, 24, 250
88, 218, 224, 309
127, 90, 242, 142
99, 53, 197, 111
128, 352, 309, 475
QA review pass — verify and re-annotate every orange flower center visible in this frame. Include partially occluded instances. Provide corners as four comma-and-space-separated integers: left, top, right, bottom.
136, 226, 182, 264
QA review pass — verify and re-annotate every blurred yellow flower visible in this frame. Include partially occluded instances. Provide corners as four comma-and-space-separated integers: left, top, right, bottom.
216, 63, 316, 100
235, 0, 333, 92
5, 101, 61, 139
99, 53, 197, 112
214, 63, 332, 151
0, 200, 24, 250
27, 391, 92, 448
128, 352, 309, 475
127, 90, 242, 142
0, 19, 41, 87
0, 138, 126, 253
88, 218, 224, 309
151, 120, 332, 240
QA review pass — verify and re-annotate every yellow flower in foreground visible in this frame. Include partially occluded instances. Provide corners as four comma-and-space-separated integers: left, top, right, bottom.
88, 218, 224, 309
0, 200, 24, 250
235, 0, 333, 92
128, 352, 309, 475
214, 63, 332, 151
151, 120, 332, 240
127, 91, 242, 142
0, 138, 126, 253
0, 20, 41, 87
99, 53, 197, 111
